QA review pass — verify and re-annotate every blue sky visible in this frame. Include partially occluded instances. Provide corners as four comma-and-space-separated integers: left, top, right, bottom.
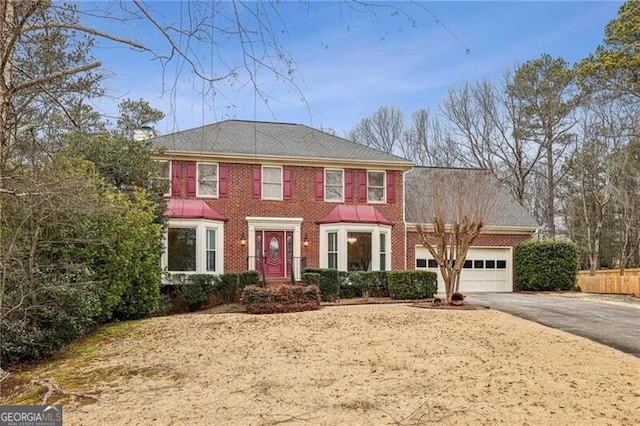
80, 1, 623, 136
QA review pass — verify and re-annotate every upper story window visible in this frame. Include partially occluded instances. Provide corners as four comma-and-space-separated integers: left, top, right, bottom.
367, 171, 386, 203
197, 163, 218, 198
156, 160, 170, 196
325, 169, 344, 202
262, 166, 282, 200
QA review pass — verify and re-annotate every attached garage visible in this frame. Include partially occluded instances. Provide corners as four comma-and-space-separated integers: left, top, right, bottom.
414, 246, 513, 293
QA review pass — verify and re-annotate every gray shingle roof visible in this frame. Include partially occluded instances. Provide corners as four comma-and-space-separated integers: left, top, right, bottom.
405, 167, 539, 229
152, 120, 412, 165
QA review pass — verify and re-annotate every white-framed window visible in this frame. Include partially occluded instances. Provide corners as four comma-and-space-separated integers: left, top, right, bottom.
367, 171, 386, 203
262, 166, 283, 200
206, 228, 217, 272
156, 160, 170, 196
197, 162, 218, 198
327, 232, 338, 269
163, 219, 224, 275
325, 169, 344, 202
379, 233, 387, 271
319, 224, 391, 271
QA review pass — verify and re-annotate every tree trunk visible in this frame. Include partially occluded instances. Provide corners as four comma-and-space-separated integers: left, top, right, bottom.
545, 131, 556, 239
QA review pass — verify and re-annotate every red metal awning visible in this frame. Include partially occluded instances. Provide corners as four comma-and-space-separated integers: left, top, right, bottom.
316, 205, 393, 226
165, 199, 227, 221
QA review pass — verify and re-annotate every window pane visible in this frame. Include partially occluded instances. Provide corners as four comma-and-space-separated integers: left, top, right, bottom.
326, 186, 343, 200
497, 260, 507, 269
328, 232, 337, 251
262, 167, 282, 198
206, 229, 216, 272
416, 258, 427, 268
474, 260, 484, 269
368, 187, 384, 202
199, 164, 218, 196
463, 260, 473, 269
263, 183, 281, 199
263, 167, 281, 183
325, 170, 343, 201
156, 161, 170, 194
368, 171, 384, 187
486, 260, 496, 269
326, 170, 342, 185
327, 232, 338, 268
168, 228, 196, 272
428, 259, 437, 268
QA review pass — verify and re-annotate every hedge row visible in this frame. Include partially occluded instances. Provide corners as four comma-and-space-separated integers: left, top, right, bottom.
167, 271, 260, 312
241, 285, 321, 314
302, 269, 437, 300
514, 239, 579, 291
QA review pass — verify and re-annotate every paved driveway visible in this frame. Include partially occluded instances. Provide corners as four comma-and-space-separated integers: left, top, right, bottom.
464, 292, 640, 358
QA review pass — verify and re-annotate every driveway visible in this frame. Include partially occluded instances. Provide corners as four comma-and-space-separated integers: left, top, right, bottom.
464, 292, 640, 358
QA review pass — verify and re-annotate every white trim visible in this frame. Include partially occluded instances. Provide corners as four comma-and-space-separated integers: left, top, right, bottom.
162, 218, 225, 275
196, 162, 219, 198
367, 170, 386, 204
261, 165, 283, 200
319, 223, 391, 271
324, 168, 344, 203
405, 222, 537, 235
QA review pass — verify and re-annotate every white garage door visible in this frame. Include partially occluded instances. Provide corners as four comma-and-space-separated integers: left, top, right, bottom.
414, 246, 512, 293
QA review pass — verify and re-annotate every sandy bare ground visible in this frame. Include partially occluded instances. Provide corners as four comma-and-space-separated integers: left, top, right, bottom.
4, 304, 640, 425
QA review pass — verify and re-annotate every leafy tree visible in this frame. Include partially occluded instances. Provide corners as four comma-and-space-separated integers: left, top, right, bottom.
506, 54, 582, 239
116, 98, 166, 139
578, 0, 640, 99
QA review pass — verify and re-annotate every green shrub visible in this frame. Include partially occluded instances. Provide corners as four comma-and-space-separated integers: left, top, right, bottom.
302, 272, 320, 286
361, 271, 389, 297
515, 239, 580, 291
174, 274, 218, 312
241, 285, 321, 314
387, 271, 437, 299
238, 270, 260, 288
303, 268, 340, 301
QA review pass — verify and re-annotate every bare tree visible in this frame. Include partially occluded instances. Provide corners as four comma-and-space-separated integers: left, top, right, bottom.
401, 109, 462, 167
406, 168, 497, 301
441, 77, 543, 207
348, 106, 404, 154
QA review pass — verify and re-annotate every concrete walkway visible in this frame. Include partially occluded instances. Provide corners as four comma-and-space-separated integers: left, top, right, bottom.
464, 292, 640, 358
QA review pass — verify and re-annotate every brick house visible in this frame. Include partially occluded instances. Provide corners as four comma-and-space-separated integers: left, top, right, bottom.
151, 120, 537, 292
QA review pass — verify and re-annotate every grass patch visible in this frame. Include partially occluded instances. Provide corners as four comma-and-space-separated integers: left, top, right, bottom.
0, 320, 155, 406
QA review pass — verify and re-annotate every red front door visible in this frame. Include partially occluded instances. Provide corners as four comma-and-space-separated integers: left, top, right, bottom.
256, 231, 286, 278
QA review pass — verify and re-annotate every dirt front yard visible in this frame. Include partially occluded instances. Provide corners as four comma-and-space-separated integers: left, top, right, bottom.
2, 304, 639, 425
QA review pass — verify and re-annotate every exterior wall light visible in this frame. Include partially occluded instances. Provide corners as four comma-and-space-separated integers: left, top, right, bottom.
240, 233, 247, 246
303, 234, 309, 247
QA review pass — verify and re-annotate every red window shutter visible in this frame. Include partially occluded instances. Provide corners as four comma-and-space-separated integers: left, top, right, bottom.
252, 165, 262, 198
315, 169, 324, 201
171, 160, 182, 197
358, 170, 367, 201
283, 166, 292, 200
345, 170, 353, 201
219, 163, 228, 198
387, 170, 395, 203
186, 161, 196, 196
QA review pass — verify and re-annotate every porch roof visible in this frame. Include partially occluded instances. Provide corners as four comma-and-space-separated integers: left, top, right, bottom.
165, 199, 227, 221
316, 205, 393, 226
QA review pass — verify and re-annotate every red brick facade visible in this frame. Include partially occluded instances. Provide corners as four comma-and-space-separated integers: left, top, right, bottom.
168, 160, 407, 274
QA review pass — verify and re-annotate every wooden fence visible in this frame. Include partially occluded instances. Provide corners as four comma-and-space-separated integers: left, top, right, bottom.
577, 269, 640, 297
